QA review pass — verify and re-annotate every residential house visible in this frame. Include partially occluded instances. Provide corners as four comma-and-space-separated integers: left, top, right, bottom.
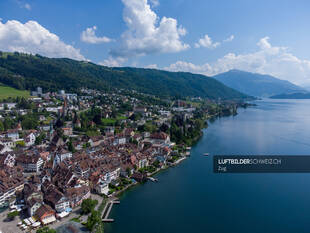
53, 149, 72, 168
0, 145, 13, 155
24, 132, 36, 147
6, 130, 19, 141
114, 134, 126, 145
150, 132, 170, 144
62, 127, 73, 136
0, 138, 16, 149
35, 204, 56, 225
0, 152, 15, 167
75, 160, 90, 178
134, 106, 147, 114
138, 157, 149, 169
27, 198, 42, 216
102, 166, 121, 183
65, 185, 90, 208
89, 136, 105, 147
16, 154, 44, 173
0, 167, 24, 207
131, 172, 146, 183
44, 189, 70, 213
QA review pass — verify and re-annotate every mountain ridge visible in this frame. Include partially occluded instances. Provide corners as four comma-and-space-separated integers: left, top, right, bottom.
213, 69, 305, 97
270, 92, 310, 99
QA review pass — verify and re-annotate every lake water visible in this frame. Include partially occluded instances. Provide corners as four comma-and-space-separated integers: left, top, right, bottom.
106, 99, 310, 233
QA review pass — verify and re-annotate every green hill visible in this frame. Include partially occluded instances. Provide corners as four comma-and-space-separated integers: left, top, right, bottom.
0, 51, 249, 100
0, 83, 30, 100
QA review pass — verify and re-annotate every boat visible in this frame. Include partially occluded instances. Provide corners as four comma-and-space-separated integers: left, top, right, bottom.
147, 177, 158, 182
203, 153, 210, 156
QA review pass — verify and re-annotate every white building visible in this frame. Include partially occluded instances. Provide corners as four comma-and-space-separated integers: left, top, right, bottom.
95, 180, 109, 195
24, 133, 36, 147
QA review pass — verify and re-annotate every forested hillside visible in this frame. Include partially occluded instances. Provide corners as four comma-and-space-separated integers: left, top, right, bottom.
0, 51, 249, 99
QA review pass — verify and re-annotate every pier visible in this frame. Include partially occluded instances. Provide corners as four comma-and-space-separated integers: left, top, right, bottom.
102, 199, 120, 222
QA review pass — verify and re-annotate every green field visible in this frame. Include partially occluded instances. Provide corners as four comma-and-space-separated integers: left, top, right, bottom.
0, 85, 30, 100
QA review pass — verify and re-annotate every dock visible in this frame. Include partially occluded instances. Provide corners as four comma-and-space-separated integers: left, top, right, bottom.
102, 199, 120, 222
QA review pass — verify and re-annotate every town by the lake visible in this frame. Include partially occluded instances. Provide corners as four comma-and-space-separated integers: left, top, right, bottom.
0, 86, 246, 233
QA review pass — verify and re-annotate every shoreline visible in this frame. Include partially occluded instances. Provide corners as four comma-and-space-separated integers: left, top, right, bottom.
105, 105, 246, 224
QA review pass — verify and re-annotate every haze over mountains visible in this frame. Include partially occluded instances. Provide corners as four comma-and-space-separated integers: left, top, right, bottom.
213, 69, 306, 97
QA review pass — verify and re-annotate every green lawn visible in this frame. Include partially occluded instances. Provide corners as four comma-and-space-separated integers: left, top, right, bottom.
101, 116, 127, 125
0, 85, 30, 100
101, 118, 117, 125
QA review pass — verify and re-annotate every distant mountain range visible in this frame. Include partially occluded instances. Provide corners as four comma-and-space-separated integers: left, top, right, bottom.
213, 70, 306, 97
0, 51, 249, 100
270, 93, 310, 99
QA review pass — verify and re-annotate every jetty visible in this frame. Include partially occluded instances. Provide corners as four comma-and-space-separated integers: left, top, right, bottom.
102, 199, 120, 222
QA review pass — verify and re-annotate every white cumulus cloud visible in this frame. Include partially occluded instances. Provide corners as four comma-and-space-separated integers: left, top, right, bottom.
223, 35, 234, 42
100, 56, 127, 67
110, 0, 189, 59
165, 37, 310, 86
0, 20, 85, 60
194, 34, 220, 49
81, 26, 112, 44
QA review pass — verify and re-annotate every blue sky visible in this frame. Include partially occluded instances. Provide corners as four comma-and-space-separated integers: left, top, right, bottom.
1, 0, 310, 85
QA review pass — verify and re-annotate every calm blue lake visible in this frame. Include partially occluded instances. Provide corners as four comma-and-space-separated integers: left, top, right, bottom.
106, 99, 310, 233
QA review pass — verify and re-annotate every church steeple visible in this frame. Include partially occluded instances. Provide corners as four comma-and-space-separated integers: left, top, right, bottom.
62, 97, 68, 117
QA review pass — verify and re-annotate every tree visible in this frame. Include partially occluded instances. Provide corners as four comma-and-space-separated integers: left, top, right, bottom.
36, 227, 56, 233
159, 123, 169, 133
0, 120, 4, 131
83, 142, 91, 149
7, 211, 19, 220
67, 140, 75, 153
93, 113, 102, 125
81, 199, 98, 215
85, 210, 101, 231
35, 132, 46, 145
17, 97, 32, 109
21, 116, 38, 130
126, 167, 131, 176
93, 220, 105, 233
3, 117, 14, 130
55, 118, 64, 128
